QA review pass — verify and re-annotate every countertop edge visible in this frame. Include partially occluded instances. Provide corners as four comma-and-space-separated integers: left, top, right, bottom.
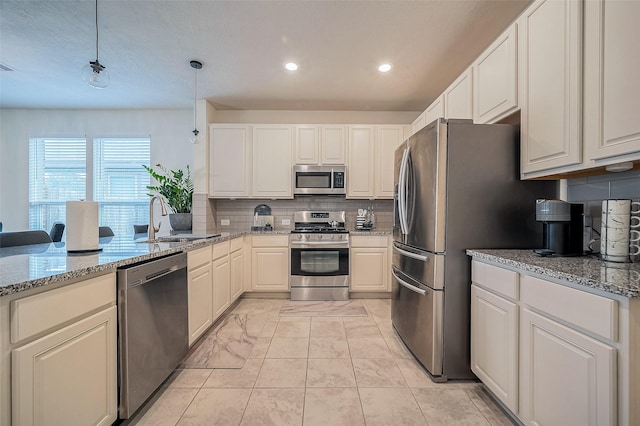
466, 249, 640, 299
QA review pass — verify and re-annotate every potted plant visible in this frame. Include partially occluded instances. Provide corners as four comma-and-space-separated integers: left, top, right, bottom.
143, 163, 194, 231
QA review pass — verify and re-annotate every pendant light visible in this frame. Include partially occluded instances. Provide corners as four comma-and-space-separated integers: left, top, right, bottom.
81, 0, 109, 89
189, 60, 203, 144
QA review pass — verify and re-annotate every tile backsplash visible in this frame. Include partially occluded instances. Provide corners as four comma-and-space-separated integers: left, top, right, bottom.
211, 198, 394, 231
566, 169, 640, 258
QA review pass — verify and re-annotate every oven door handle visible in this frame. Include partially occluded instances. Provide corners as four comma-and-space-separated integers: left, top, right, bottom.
392, 269, 427, 296
290, 241, 349, 246
392, 244, 428, 262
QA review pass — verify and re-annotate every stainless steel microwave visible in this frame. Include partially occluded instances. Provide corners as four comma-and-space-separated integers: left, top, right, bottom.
293, 165, 346, 195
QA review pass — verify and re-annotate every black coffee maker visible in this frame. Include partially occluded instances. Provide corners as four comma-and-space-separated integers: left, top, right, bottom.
535, 199, 584, 256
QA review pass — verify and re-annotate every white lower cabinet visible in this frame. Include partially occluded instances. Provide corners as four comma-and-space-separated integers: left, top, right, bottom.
471, 259, 627, 425
230, 238, 244, 301
519, 307, 616, 426
470, 284, 518, 413
187, 246, 213, 346
212, 251, 231, 319
350, 236, 389, 292
9, 273, 118, 426
251, 235, 289, 291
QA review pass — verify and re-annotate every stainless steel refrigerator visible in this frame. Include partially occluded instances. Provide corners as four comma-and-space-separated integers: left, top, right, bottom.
391, 118, 556, 381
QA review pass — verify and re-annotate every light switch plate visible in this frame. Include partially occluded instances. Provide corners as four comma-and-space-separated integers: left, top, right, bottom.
282, 219, 291, 225
221, 219, 230, 226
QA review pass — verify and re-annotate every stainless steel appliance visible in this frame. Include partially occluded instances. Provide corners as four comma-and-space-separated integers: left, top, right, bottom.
290, 210, 350, 300
117, 252, 188, 418
392, 118, 556, 381
293, 165, 346, 195
535, 199, 584, 256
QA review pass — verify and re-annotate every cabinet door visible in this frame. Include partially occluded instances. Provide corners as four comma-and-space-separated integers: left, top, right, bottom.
471, 285, 518, 413
252, 125, 293, 198
444, 68, 473, 120
350, 247, 388, 292
320, 125, 346, 164
294, 125, 319, 164
230, 249, 244, 301
375, 125, 404, 199
473, 25, 518, 124
12, 307, 117, 426
209, 124, 252, 197
347, 126, 375, 199
519, 308, 616, 426
519, 0, 582, 176
425, 95, 445, 125
251, 247, 289, 291
411, 112, 427, 136
212, 255, 231, 320
188, 262, 213, 346
584, 0, 640, 164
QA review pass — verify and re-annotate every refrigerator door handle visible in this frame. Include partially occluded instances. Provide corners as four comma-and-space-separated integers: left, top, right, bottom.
398, 146, 410, 235
392, 269, 427, 296
392, 244, 429, 262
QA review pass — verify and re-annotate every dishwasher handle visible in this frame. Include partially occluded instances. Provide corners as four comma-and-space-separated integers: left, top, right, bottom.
133, 263, 184, 287
118, 252, 188, 290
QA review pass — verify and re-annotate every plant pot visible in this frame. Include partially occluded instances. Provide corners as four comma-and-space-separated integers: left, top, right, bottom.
169, 213, 192, 231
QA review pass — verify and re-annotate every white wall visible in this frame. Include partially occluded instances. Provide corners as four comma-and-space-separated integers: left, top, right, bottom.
0, 108, 193, 231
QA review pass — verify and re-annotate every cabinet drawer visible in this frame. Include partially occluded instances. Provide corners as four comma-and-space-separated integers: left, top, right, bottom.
212, 240, 230, 260
471, 260, 519, 300
188, 246, 211, 268
11, 273, 116, 344
351, 235, 388, 248
230, 236, 243, 252
521, 275, 618, 342
251, 235, 288, 248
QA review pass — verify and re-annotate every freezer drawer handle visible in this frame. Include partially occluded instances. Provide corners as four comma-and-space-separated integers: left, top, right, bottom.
392, 270, 427, 295
393, 244, 428, 262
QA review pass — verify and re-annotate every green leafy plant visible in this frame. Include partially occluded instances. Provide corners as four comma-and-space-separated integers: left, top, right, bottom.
143, 164, 193, 213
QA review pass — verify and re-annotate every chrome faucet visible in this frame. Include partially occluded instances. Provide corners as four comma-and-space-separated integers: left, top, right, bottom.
148, 196, 168, 240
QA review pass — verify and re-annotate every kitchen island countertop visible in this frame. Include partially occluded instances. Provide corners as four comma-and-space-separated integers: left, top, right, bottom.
467, 249, 640, 299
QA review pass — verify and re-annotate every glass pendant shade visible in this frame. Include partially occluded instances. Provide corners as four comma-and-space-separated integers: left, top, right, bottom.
81, 61, 110, 89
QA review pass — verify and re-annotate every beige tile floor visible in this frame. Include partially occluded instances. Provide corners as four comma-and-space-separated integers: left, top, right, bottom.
127, 298, 514, 426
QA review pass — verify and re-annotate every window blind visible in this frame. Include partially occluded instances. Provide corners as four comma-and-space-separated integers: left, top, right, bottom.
29, 138, 86, 231
93, 138, 150, 236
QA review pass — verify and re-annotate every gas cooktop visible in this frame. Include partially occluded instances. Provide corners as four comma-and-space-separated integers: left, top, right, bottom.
292, 210, 347, 234
291, 227, 348, 234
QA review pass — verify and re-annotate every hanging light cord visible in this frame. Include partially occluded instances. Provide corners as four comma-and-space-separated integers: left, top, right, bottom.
193, 66, 198, 135
94, 0, 99, 61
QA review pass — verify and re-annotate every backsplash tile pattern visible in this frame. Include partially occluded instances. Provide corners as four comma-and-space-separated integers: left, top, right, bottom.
567, 169, 640, 260
210, 198, 393, 232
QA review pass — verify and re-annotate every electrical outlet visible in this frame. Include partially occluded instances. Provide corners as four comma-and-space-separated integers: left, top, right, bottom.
282, 219, 291, 226
221, 219, 230, 226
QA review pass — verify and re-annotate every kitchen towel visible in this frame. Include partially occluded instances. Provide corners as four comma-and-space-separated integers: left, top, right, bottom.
66, 201, 99, 252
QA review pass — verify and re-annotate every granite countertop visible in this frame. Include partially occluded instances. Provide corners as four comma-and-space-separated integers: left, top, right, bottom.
467, 249, 640, 299
1, 228, 392, 298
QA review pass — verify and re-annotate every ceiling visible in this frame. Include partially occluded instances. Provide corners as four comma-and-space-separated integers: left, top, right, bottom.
0, 0, 532, 111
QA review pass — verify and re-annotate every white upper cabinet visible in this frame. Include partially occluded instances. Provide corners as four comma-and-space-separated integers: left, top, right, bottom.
519, 0, 583, 178
294, 125, 319, 164
424, 95, 445, 126
444, 68, 473, 120
320, 125, 347, 164
411, 111, 427, 136
473, 24, 518, 124
583, 0, 640, 166
252, 125, 293, 198
347, 126, 376, 199
294, 125, 346, 165
209, 124, 252, 198
375, 125, 404, 199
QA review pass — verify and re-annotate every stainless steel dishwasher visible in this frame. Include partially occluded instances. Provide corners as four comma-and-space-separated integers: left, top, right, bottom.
117, 252, 188, 419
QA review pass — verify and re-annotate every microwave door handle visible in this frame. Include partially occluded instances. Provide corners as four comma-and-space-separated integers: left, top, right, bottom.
392, 269, 427, 296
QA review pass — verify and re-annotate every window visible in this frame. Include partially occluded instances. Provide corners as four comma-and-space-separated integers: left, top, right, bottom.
94, 138, 150, 236
29, 138, 86, 231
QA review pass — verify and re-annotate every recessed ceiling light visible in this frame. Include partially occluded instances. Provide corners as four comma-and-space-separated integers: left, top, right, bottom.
378, 63, 392, 72
285, 62, 298, 71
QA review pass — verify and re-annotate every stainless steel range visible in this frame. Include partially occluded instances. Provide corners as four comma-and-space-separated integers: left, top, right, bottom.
289, 211, 350, 301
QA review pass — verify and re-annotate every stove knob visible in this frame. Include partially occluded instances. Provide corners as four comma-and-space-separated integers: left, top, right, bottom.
297, 234, 303, 240
330, 234, 335, 240
318, 234, 323, 240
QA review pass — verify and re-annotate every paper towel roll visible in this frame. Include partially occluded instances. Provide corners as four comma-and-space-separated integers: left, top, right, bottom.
66, 201, 99, 252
